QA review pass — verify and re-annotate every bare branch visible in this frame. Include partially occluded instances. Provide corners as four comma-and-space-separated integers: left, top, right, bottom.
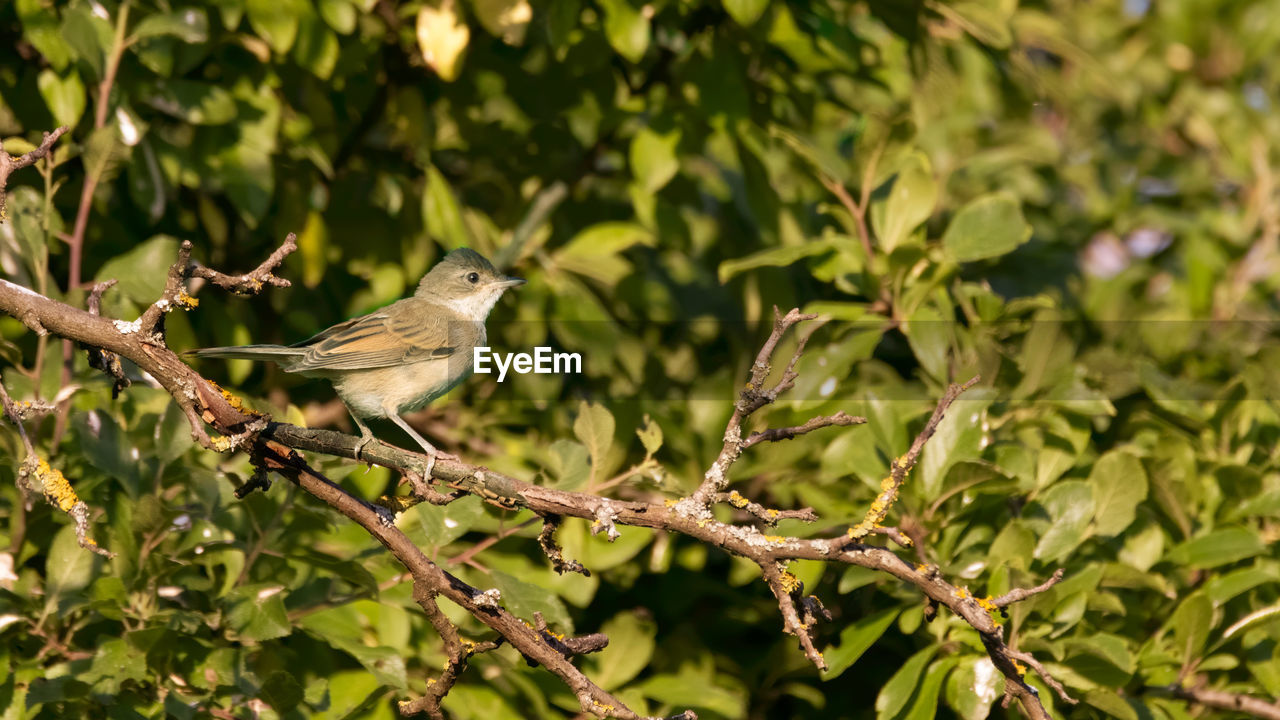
0, 125, 69, 221
991, 568, 1064, 608
847, 376, 980, 540
760, 561, 826, 670
741, 411, 866, 448
1007, 648, 1077, 706
689, 307, 820, 505
1160, 684, 1280, 720
713, 491, 818, 525
189, 232, 297, 295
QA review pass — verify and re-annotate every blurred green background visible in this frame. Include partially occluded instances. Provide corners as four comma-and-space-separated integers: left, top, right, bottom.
2, 0, 1279, 718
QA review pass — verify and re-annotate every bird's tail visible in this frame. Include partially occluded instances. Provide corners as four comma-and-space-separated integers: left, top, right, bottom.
187, 345, 306, 370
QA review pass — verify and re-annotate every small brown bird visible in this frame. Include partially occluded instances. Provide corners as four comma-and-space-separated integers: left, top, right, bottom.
193, 248, 524, 460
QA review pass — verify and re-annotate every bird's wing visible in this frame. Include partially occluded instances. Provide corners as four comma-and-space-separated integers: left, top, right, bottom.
287, 300, 471, 372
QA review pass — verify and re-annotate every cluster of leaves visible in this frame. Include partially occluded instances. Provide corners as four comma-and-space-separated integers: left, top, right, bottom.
2, 0, 1279, 719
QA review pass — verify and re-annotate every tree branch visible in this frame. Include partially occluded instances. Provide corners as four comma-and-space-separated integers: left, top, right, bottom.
0, 201, 1066, 720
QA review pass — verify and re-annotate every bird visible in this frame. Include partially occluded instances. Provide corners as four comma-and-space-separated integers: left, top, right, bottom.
191, 247, 524, 463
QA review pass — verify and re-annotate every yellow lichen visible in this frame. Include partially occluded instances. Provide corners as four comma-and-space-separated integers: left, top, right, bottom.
176, 291, 199, 309
779, 570, 801, 594
763, 535, 786, 544
728, 491, 749, 508
37, 459, 79, 512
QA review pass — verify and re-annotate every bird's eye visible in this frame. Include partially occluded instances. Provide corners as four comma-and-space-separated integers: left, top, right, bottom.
467, 272, 480, 284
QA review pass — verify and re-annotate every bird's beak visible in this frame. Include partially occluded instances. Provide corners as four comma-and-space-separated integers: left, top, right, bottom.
495, 276, 526, 288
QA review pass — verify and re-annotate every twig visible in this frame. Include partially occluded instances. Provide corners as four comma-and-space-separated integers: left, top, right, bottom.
188, 233, 296, 295
847, 377, 980, 539
688, 307, 821, 505
1007, 648, 1077, 706
1160, 684, 1280, 720
991, 568, 1064, 608
713, 491, 818, 526
1, 375, 113, 558
741, 411, 866, 448
0, 125, 70, 220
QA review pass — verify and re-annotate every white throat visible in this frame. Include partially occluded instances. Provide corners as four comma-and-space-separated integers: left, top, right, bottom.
442, 288, 504, 320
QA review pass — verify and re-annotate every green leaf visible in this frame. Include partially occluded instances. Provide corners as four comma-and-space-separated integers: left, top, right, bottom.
1083, 690, 1139, 720
490, 570, 573, 631
222, 585, 292, 642
6, 186, 54, 271
636, 674, 745, 718
588, 611, 657, 690
37, 68, 86, 129
920, 391, 994, 499
472, 0, 533, 44
545, 438, 591, 490
413, 494, 484, 545
1167, 526, 1265, 569
598, 0, 649, 62
574, 400, 616, 483
872, 152, 937, 253
246, 0, 300, 53
422, 165, 472, 249
941, 191, 1031, 262
439, 685, 525, 720
1033, 480, 1095, 562
562, 519, 653, 571
60, 5, 112, 79
554, 221, 654, 284
260, 671, 304, 713
1206, 566, 1280, 605
94, 235, 179, 306
636, 414, 663, 458
45, 523, 97, 607
16, 0, 73, 70
316, 670, 383, 719
722, 0, 769, 25
1168, 593, 1213, 664
822, 607, 899, 679
1061, 634, 1134, 687
144, 80, 237, 124
718, 239, 842, 283
630, 126, 681, 194
82, 638, 148, 694
876, 645, 937, 719
945, 657, 1002, 720
294, 11, 340, 80
1089, 450, 1148, 536
318, 0, 357, 33
131, 8, 209, 43
902, 658, 958, 720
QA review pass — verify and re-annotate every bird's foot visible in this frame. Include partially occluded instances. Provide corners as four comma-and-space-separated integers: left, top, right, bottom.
353, 433, 377, 464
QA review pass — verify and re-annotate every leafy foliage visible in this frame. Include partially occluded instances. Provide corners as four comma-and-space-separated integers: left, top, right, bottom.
2, 0, 1279, 719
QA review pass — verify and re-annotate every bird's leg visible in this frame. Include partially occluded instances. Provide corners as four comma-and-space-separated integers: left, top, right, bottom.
349, 412, 378, 461
387, 413, 456, 479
